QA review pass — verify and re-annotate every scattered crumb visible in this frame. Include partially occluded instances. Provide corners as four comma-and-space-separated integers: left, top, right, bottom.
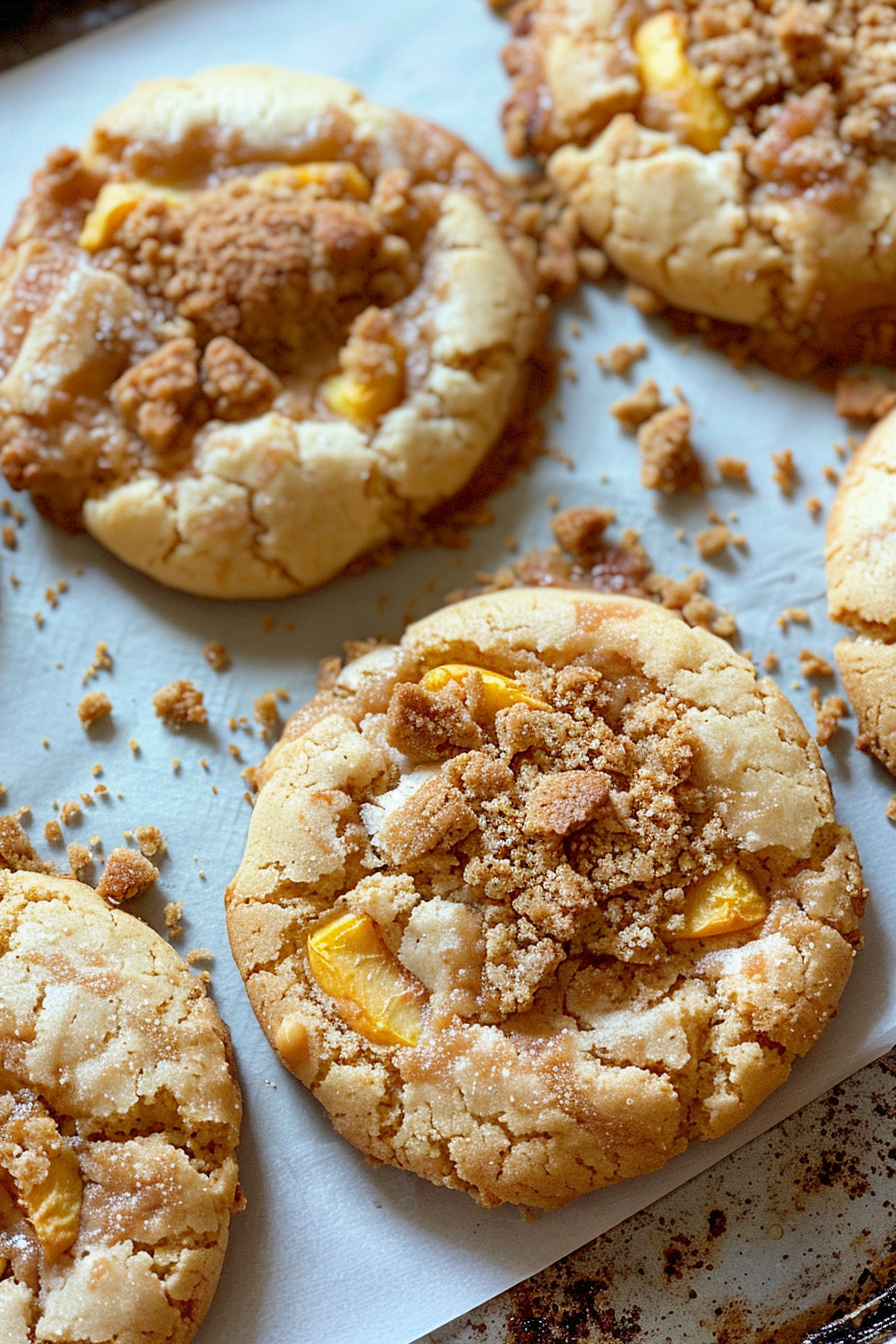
82, 640, 113, 684
2, 523, 16, 550
887, 797, 896, 823
551, 506, 616, 554
810, 687, 847, 747
228, 745, 242, 761
41, 738, 49, 750
34, 612, 43, 628
96, 847, 159, 905
575, 246, 608, 284
625, 283, 665, 316
644, 570, 737, 638
129, 739, 139, 754
798, 648, 834, 679
78, 793, 95, 807
203, 641, 231, 672
164, 900, 184, 940
317, 656, 342, 692
44, 820, 63, 846
595, 340, 647, 376
805, 495, 823, 517
694, 523, 745, 559
716, 455, 750, 483
134, 824, 166, 858
771, 448, 797, 497
77, 690, 112, 731
172, 757, 181, 773
186, 948, 214, 965
93, 783, 109, 797
834, 374, 896, 421
92, 764, 103, 776
66, 843, 91, 876
777, 607, 810, 630
823, 465, 840, 484
260, 617, 276, 633
152, 679, 207, 725
0, 784, 5, 803
253, 690, 284, 738
762, 651, 780, 672
59, 801, 81, 825
637, 404, 702, 493
609, 377, 663, 431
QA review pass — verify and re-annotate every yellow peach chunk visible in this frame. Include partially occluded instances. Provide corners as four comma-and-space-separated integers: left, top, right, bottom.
21, 1144, 82, 1262
255, 162, 371, 200
420, 663, 551, 712
307, 911, 427, 1047
78, 182, 182, 252
678, 863, 768, 939
321, 358, 405, 426
634, 11, 732, 153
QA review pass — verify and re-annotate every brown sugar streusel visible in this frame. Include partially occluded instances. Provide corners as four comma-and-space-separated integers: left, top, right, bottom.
95, 846, 159, 905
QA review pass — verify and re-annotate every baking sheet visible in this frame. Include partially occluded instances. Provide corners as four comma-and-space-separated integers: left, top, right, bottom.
1, 3, 895, 1342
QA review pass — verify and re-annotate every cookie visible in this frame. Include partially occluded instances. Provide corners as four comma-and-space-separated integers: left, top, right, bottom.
0, 64, 541, 598
0, 870, 242, 1343
826, 407, 896, 772
225, 586, 864, 1210
501, 0, 896, 357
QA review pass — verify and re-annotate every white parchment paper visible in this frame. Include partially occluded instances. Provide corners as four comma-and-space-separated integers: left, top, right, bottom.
1, 3, 895, 1342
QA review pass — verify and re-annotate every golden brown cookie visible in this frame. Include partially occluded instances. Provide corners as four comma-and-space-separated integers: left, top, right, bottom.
501, 0, 896, 358
826, 407, 896, 772
226, 587, 864, 1210
0, 870, 242, 1343
0, 65, 541, 597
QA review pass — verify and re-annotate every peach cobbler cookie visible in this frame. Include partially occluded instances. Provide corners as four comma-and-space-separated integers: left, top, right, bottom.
501, 0, 896, 355
226, 587, 864, 1209
827, 407, 896, 773
0, 870, 242, 1344
0, 65, 541, 597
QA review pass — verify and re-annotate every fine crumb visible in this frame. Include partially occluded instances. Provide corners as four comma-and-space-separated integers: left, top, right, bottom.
260, 617, 276, 633
59, 801, 81, 825
805, 495, 823, 517
810, 688, 847, 747
2, 523, 16, 550
823, 465, 840, 484
152, 679, 207, 725
637, 404, 702, 493
625, 283, 665, 316
694, 523, 745, 559
834, 374, 896, 421
92, 764, 103, 776
82, 640, 113, 684
777, 607, 810, 630
94, 783, 109, 797
716, 455, 750, 484
134, 824, 166, 858
79, 793, 95, 807
762, 651, 780, 672
203, 640, 231, 672
44, 819, 63, 846
771, 448, 797, 497
887, 797, 896, 823
595, 340, 647, 376
96, 846, 159, 905
77, 690, 112, 731
187, 948, 215, 965
799, 648, 834, 679
609, 377, 663, 432
129, 739, 140, 754
0, 784, 5, 803
66, 842, 91, 876
164, 900, 184, 939
644, 570, 736, 639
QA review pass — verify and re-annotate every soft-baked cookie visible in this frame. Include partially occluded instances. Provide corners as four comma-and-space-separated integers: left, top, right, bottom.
0, 869, 242, 1343
501, 0, 896, 358
226, 586, 865, 1210
0, 65, 541, 597
826, 406, 896, 773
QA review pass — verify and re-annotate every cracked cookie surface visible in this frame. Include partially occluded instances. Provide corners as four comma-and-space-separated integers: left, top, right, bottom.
0, 870, 242, 1344
826, 407, 896, 773
501, 0, 896, 354
0, 64, 541, 597
226, 587, 865, 1210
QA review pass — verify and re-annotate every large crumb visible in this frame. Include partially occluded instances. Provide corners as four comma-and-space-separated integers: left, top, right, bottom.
253, 689, 286, 738
834, 375, 896, 422
77, 689, 112, 731
82, 640, 113, 684
771, 449, 797, 497
96, 846, 159, 904
596, 340, 647, 375
164, 900, 185, 940
694, 523, 745, 558
799, 648, 834, 679
637, 404, 702, 493
66, 842, 92, 876
609, 378, 663, 432
152, 679, 207, 725
0, 813, 54, 873
44, 819, 64, 846
811, 688, 847, 747
716, 455, 750, 484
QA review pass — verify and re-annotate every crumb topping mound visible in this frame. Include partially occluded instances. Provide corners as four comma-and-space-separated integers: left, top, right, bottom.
227, 588, 865, 1210
0, 66, 541, 597
502, 0, 896, 352
0, 871, 242, 1344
